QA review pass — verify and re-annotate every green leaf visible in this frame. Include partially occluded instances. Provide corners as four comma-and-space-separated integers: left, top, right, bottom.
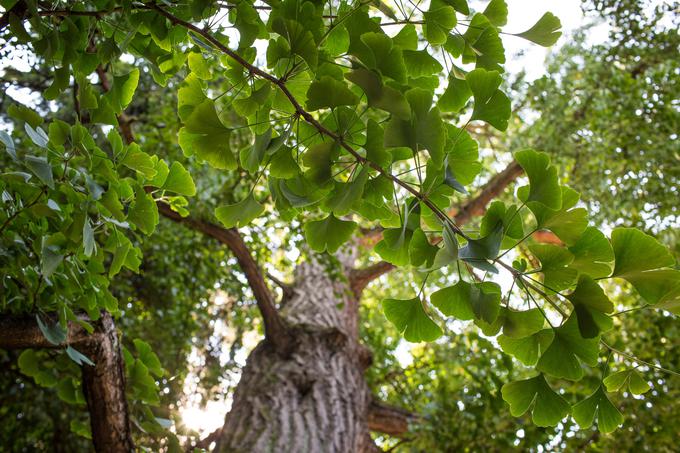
515, 149, 562, 210
304, 214, 357, 253
346, 69, 411, 119
409, 228, 438, 268
384, 88, 446, 167
48, 120, 70, 147
459, 222, 503, 271
25, 155, 54, 188
428, 224, 459, 270
163, 162, 196, 196
178, 99, 235, 170
423, 1, 457, 45
0, 130, 16, 160
215, 194, 265, 229
431, 280, 501, 324
66, 346, 95, 367
107, 69, 140, 113
36, 315, 67, 345
382, 297, 443, 343
272, 18, 318, 69
627, 269, 680, 312
529, 243, 578, 293
41, 239, 63, 278
566, 275, 613, 338
502, 308, 545, 339
269, 147, 300, 178
83, 219, 95, 258
24, 123, 49, 148
303, 141, 334, 185
462, 14, 506, 71
402, 50, 443, 78
568, 227, 614, 279
484, 0, 508, 27
128, 187, 159, 235
603, 369, 651, 395
188, 52, 211, 79
240, 128, 271, 173
515, 12, 562, 46
467, 68, 511, 131
363, 119, 392, 167
498, 329, 554, 366
376, 228, 414, 266
480, 201, 524, 244
537, 314, 600, 380
610, 227, 675, 277
325, 166, 369, 216
306, 76, 359, 111
446, 126, 481, 186
572, 386, 623, 434
501, 374, 571, 427
133, 339, 164, 377
121, 143, 157, 178
360, 32, 407, 83
439, 76, 472, 113
519, 186, 587, 246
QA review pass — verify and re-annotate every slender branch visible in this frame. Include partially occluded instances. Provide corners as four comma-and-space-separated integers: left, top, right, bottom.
351, 160, 524, 292
149, 3, 468, 240
157, 202, 295, 356
601, 341, 680, 377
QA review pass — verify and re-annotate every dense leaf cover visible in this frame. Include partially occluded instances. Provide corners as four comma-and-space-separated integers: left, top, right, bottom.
0, 0, 678, 450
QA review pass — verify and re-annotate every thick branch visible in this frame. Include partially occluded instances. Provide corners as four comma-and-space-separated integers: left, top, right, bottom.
92, 63, 292, 356
80, 313, 135, 453
0, 313, 90, 349
453, 160, 523, 224
349, 261, 396, 296
367, 400, 418, 437
0, 313, 134, 452
157, 202, 294, 356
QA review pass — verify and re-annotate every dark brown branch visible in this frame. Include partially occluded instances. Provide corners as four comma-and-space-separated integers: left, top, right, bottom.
80, 313, 135, 453
349, 261, 396, 297
0, 313, 89, 349
0, 313, 134, 452
93, 52, 293, 356
157, 203, 295, 356
367, 399, 418, 437
351, 161, 523, 293
453, 160, 523, 225
0, 0, 27, 31
189, 427, 223, 451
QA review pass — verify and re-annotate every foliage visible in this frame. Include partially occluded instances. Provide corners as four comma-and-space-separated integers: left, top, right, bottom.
0, 0, 678, 450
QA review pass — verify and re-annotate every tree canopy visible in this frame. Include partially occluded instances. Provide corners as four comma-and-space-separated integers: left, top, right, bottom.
0, 0, 678, 451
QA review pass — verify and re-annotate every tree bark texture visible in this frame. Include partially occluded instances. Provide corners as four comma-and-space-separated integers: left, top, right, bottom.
0, 313, 134, 452
215, 257, 376, 453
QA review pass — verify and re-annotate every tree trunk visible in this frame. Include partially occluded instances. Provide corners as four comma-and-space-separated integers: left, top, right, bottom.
214, 257, 376, 452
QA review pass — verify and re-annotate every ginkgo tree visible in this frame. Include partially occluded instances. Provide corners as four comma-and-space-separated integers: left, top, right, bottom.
0, 0, 678, 451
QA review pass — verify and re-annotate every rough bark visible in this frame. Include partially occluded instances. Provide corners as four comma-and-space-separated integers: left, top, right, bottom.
0, 313, 134, 452
214, 258, 375, 453
80, 313, 135, 453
